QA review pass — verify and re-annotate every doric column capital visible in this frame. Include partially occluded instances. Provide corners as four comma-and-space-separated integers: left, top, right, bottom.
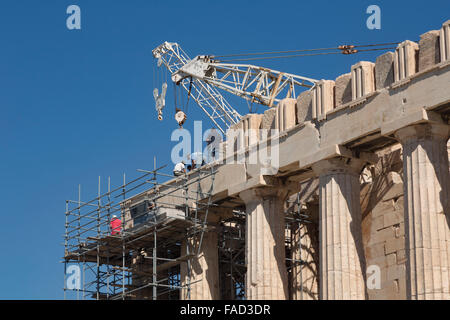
239, 187, 289, 207
239, 178, 299, 206
394, 123, 450, 144
311, 157, 366, 177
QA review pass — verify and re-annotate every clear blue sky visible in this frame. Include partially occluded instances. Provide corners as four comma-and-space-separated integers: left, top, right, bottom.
0, 0, 448, 299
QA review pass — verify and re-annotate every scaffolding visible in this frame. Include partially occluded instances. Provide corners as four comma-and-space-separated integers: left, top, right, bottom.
215, 191, 316, 300
285, 190, 318, 300
63, 162, 218, 300
218, 210, 246, 300
63, 157, 320, 300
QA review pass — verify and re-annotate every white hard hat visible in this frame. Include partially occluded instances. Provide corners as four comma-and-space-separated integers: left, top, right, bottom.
112, 215, 117, 218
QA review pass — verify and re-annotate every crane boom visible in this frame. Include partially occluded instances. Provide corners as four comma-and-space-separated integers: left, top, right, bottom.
173, 57, 318, 107
152, 42, 241, 135
152, 42, 318, 133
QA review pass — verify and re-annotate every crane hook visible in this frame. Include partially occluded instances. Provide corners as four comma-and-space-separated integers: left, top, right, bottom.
175, 109, 187, 128
154, 83, 167, 121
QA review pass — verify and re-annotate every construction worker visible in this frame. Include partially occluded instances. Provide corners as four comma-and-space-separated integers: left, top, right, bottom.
110, 215, 121, 235
190, 152, 205, 169
173, 160, 186, 176
205, 129, 222, 162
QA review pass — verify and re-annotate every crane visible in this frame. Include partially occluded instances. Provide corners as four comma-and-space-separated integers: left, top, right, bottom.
152, 41, 318, 134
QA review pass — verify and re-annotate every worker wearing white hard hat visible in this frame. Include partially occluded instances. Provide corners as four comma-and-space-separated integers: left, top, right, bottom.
173, 160, 186, 176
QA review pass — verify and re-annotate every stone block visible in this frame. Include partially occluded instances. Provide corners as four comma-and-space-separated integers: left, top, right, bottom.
366, 243, 386, 259
381, 173, 404, 201
368, 226, 394, 245
351, 61, 375, 100
397, 277, 407, 298
396, 249, 406, 264
375, 51, 395, 89
371, 200, 396, 218
368, 287, 387, 300
296, 90, 312, 124
366, 255, 388, 269
384, 237, 405, 255
383, 211, 403, 228
276, 98, 296, 131
440, 20, 450, 62
311, 80, 335, 120
394, 40, 419, 81
334, 73, 352, 106
226, 113, 262, 149
386, 264, 406, 281
392, 222, 405, 239
386, 253, 397, 266
378, 280, 401, 300
372, 215, 384, 231
261, 108, 276, 130
418, 30, 441, 71
373, 145, 403, 175
393, 196, 404, 212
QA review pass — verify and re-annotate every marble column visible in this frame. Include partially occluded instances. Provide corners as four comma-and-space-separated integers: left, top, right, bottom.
240, 188, 289, 300
312, 157, 366, 300
395, 123, 450, 300
180, 231, 220, 300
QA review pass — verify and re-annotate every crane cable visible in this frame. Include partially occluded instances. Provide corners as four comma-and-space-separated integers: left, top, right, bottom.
173, 78, 193, 128
217, 47, 396, 62
173, 83, 179, 112
213, 42, 400, 57
185, 78, 193, 114
212, 42, 400, 62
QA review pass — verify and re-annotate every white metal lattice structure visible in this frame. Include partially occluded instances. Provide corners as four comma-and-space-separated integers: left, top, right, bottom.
174, 58, 318, 106
153, 42, 241, 134
152, 42, 318, 134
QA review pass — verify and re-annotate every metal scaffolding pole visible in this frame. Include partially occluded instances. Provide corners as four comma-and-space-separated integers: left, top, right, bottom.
63, 161, 220, 300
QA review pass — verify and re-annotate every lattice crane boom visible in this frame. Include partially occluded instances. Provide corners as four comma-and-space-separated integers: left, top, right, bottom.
152, 42, 241, 135
152, 41, 318, 134
173, 58, 318, 107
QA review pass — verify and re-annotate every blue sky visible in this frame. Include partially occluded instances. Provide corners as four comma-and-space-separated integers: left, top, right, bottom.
0, 0, 448, 299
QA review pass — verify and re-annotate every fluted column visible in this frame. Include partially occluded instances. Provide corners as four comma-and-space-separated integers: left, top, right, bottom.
395, 123, 450, 300
312, 158, 366, 300
240, 188, 289, 300
180, 231, 220, 300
